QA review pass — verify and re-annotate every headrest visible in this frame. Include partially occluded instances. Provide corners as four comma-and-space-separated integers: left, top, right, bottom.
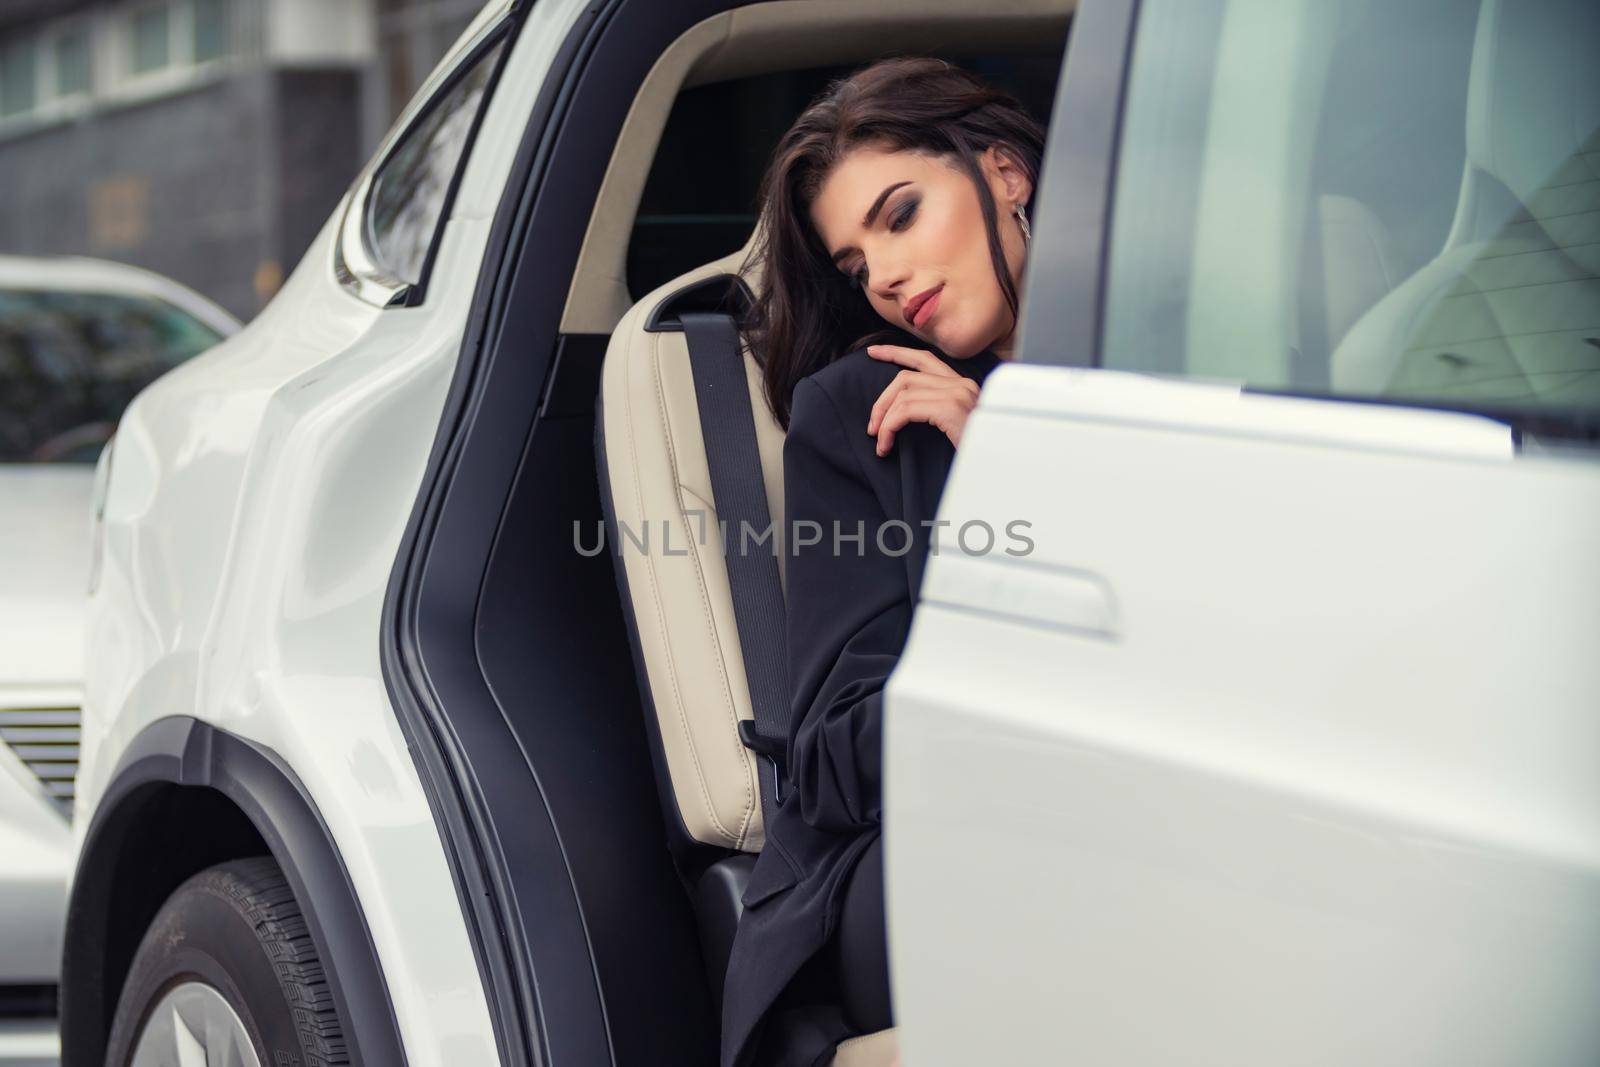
651, 220, 767, 327
1466, 0, 1600, 203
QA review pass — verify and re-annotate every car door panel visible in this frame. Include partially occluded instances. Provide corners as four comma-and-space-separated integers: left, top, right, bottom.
887, 367, 1600, 1066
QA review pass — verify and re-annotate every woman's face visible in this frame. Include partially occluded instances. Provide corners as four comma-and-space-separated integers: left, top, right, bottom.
809, 143, 1031, 359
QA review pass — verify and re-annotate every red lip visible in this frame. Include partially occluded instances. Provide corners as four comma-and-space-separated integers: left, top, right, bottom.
904, 284, 943, 329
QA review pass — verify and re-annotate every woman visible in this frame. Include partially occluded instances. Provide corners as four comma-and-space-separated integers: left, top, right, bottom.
722, 57, 1044, 1067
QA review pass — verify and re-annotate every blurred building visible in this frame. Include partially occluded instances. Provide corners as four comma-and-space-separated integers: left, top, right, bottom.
0, 0, 480, 321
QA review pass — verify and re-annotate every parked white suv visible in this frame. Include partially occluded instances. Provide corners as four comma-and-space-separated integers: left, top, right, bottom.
64, 0, 1598, 1065
0, 254, 236, 1060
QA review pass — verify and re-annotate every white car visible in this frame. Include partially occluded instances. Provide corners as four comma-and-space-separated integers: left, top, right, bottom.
64, 0, 1598, 1065
0, 254, 236, 1061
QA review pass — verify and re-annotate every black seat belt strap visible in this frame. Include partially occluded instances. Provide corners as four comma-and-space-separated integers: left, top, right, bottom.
680, 308, 791, 826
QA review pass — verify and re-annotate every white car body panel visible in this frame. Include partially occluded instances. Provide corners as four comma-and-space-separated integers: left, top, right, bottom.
0, 687, 77, 986
78, 139, 485, 1067
889, 365, 1600, 1067
0, 255, 241, 338
0, 257, 242, 988
0, 468, 90, 984
0, 469, 93, 691
74, 1, 592, 1062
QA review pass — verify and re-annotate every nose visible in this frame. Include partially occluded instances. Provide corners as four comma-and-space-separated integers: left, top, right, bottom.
865, 250, 911, 302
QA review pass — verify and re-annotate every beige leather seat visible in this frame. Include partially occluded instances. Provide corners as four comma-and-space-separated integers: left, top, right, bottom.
600, 229, 782, 856
1330, 0, 1600, 403
597, 232, 899, 1065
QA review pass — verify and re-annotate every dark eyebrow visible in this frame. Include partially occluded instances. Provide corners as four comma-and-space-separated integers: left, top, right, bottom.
829, 181, 913, 266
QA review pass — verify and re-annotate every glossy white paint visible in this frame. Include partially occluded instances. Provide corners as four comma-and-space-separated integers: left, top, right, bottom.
0, 259, 240, 694
0, 468, 93, 689
0, 1019, 57, 1067
889, 364, 1600, 1066
0, 256, 242, 989
0, 254, 242, 337
74, 1, 591, 1063
0, 683, 77, 984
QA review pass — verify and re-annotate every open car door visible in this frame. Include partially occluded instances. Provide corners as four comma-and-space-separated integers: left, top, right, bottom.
886, 0, 1600, 1064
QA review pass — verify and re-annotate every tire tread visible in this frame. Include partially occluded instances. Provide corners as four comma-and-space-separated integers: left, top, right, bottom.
209, 857, 349, 1066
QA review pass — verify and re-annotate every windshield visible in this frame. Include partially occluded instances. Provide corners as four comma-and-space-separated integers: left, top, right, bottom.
0, 288, 226, 463
1102, 0, 1599, 425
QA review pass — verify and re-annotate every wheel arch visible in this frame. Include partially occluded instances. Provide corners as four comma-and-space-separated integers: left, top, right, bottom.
59, 717, 407, 1067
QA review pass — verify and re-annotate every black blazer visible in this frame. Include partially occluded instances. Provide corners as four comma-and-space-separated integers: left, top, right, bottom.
721, 343, 1003, 1067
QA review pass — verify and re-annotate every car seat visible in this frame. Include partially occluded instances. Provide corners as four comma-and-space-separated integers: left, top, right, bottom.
595, 229, 900, 1067
1329, 0, 1600, 404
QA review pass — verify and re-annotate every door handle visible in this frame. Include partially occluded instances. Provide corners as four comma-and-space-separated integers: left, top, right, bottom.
919, 550, 1119, 639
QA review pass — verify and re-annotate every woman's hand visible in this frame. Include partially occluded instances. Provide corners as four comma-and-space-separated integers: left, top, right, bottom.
864, 344, 982, 456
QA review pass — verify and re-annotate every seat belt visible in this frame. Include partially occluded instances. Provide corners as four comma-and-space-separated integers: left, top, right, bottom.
679, 308, 790, 827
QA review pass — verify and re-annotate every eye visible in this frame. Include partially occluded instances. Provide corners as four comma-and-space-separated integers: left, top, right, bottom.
849, 263, 868, 288
889, 196, 918, 232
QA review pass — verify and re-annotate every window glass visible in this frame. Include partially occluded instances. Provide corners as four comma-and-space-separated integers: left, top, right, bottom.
55, 28, 92, 97
131, 6, 170, 74
632, 56, 1061, 302
192, 0, 230, 63
0, 37, 37, 117
0, 290, 226, 464
1102, 0, 1600, 418
366, 38, 505, 287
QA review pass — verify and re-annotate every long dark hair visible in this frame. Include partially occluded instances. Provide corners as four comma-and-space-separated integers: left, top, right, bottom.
740, 57, 1045, 430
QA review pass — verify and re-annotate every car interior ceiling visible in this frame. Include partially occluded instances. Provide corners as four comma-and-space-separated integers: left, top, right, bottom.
460, 5, 1069, 1061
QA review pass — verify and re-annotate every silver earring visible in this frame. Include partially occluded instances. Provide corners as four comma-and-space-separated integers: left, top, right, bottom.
1014, 203, 1031, 244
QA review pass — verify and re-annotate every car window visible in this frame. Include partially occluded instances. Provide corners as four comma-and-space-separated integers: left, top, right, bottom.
631, 55, 1061, 301
365, 37, 506, 288
1098, 0, 1599, 422
0, 289, 225, 463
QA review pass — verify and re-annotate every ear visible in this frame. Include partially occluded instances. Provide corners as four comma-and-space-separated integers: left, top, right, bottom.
982, 144, 1033, 211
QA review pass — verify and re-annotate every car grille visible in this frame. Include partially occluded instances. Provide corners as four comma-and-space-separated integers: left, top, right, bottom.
0, 706, 81, 817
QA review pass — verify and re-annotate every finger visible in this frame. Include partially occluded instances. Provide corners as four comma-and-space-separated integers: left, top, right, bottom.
876, 392, 972, 455
875, 396, 941, 456
867, 343, 957, 376
870, 358, 979, 435
867, 369, 921, 434
867, 370, 912, 434
866, 344, 958, 377
874, 378, 976, 431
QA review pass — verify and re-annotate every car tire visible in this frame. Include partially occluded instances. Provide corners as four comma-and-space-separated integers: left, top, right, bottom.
104, 856, 348, 1067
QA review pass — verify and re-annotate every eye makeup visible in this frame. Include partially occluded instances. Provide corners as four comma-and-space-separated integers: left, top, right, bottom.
845, 193, 920, 288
